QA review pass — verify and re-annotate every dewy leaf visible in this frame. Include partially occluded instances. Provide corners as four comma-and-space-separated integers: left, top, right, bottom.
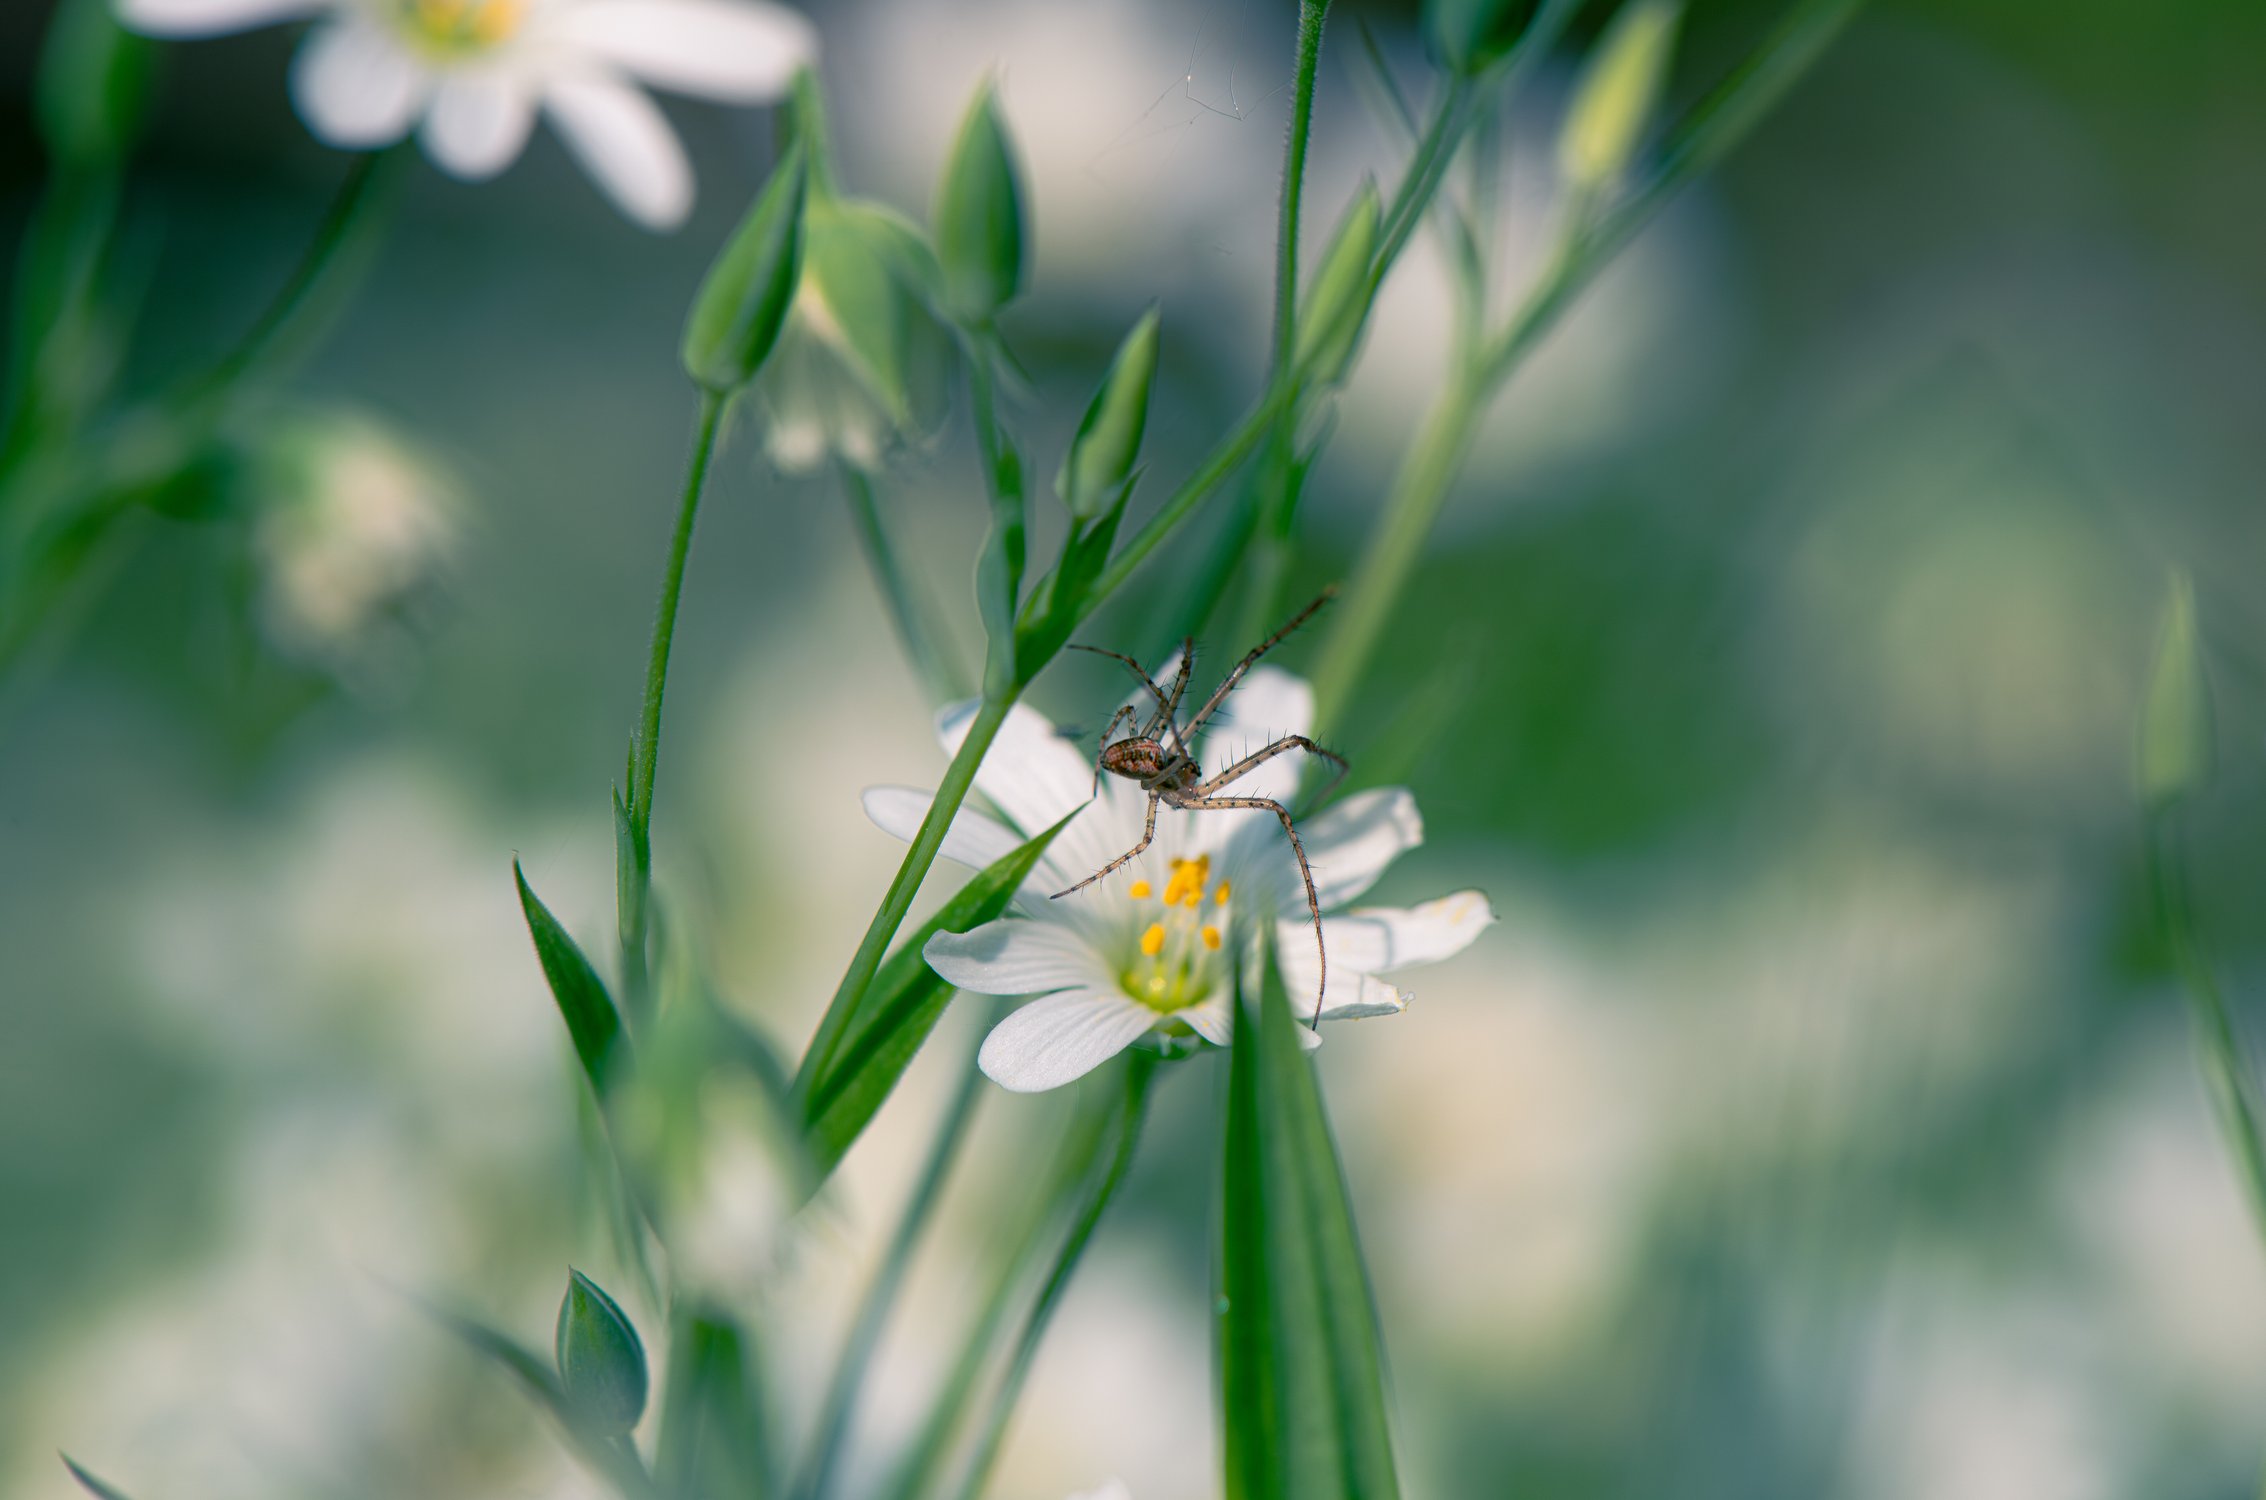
515, 861, 627, 1097
682, 144, 808, 393
657, 1304, 772, 1500
934, 79, 1027, 322
799, 811, 1071, 1177
1221, 950, 1401, 1500
1056, 306, 1161, 521
1558, 0, 1684, 192
557, 1269, 650, 1439
1291, 182, 1381, 388
2139, 568, 2213, 809
60, 1456, 136, 1500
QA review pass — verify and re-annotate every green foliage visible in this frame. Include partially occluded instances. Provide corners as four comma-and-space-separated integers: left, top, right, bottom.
797, 812, 1071, 1177
61, 1456, 137, 1500
2139, 569, 2211, 809
934, 80, 1027, 322
1425, 0, 1534, 75
514, 861, 627, 1097
681, 146, 809, 393
1292, 182, 1382, 387
1559, 0, 1684, 192
34, 0, 154, 169
658, 1307, 772, 1499
1221, 952, 1400, 1500
556, 1269, 650, 1440
1057, 306, 1161, 521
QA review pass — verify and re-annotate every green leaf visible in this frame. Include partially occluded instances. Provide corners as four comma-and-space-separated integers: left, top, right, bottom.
1425, 0, 1533, 75
61, 1456, 136, 1500
682, 144, 808, 393
515, 861, 627, 1096
1221, 950, 1401, 1500
657, 1304, 772, 1500
1056, 306, 1161, 520
2139, 568, 2213, 809
934, 80, 1027, 321
613, 785, 650, 999
1292, 182, 1381, 387
34, 0, 154, 168
798, 811, 1071, 1176
557, 1269, 650, 1439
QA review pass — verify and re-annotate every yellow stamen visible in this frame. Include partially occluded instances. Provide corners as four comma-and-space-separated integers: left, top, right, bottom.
1128, 880, 1152, 899
1140, 922, 1166, 957
1215, 880, 1231, 904
1201, 925, 1222, 950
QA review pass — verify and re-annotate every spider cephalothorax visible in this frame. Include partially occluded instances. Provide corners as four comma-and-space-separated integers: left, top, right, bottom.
1055, 590, 1347, 1025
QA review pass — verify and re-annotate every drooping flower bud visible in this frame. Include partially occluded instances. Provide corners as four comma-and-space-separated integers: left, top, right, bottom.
934, 79, 1026, 323
1558, 0, 1683, 193
555, 1269, 648, 1438
2138, 570, 2212, 809
1057, 306, 1161, 519
681, 145, 808, 393
1292, 181, 1381, 387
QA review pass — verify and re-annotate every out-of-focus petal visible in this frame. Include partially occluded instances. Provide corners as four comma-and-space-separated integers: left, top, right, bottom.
1174, 995, 1232, 1047
978, 989, 1158, 1093
290, 18, 429, 148
421, 69, 537, 179
924, 920, 1110, 996
542, 71, 692, 229
1275, 936, 1410, 1022
556, 0, 814, 103
1305, 891, 1495, 975
1299, 786, 1423, 908
861, 785, 1025, 869
937, 698, 1138, 887
1198, 665, 1318, 803
117, 0, 322, 39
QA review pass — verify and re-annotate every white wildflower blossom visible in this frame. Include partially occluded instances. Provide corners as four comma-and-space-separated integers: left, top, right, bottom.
864, 667, 1493, 1093
115, 0, 817, 229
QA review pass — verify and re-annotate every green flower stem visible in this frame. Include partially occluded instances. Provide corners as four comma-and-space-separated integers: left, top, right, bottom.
839, 459, 964, 703
795, 1019, 992, 1500
1272, 0, 1330, 375
619, 390, 726, 1007
2146, 811, 2266, 1242
951, 1052, 1155, 1500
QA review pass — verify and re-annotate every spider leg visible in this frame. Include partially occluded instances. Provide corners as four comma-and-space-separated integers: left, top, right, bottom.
1183, 588, 1336, 739
1068, 643, 1199, 762
1090, 704, 1136, 797
1146, 638, 1196, 747
1172, 792, 1326, 1029
1050, 792, 1160, 899
1191, 734, 1347, 804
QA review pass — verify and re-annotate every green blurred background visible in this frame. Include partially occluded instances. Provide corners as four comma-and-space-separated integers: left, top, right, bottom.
6, 0, 2266, 1495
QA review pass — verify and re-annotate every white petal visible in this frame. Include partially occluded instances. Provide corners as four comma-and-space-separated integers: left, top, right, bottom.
1300, 787, 1423, 908
862, 785, 1025, 870
938, 698, 1136, 888
1199, 666, 1318, 803
421, 71, 537, 179
1305, 891, 1495, 975
1174, 994, 1232, 1047
1270, 920, 1409, 1021
924, 921, 1110, 997
543, 71, 693, 230
117, 0, 321, 37
978, 990, 1158, 1093
290, 19, 429, 149
555, 0, 815, 103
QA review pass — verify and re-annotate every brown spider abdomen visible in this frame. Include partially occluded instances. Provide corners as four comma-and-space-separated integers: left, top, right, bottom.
1100, 738, 1170, 780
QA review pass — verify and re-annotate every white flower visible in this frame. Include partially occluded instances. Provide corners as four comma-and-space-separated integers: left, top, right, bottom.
116, 0, 816, 229
864, 666, 1494, 1093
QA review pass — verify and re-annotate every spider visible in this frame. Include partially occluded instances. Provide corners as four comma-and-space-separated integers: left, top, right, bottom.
1051, 590, 1348, 1027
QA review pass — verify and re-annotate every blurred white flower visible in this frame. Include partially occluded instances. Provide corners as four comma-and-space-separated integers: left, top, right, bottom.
1066, 1482, 1133, 1500
251, 410, 457, 674
115, 0, 817, 228
864, 668, 1491, 1092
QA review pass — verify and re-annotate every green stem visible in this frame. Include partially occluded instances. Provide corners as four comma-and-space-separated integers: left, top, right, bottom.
629, 391, 727, 838
796, 1021, 991, 1500
840, 459, 962, 703
1309, 365, 1481, 735
180, 147, 398, 405
1271, 1, 1330, 376
951, 1054, 1155, 1500
2146, 811, 2266, 1243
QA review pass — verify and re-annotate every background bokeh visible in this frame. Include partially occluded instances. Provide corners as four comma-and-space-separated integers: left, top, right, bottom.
6, 0, 2266, 1495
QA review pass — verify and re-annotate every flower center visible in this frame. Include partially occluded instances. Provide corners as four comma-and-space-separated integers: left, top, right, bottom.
393, 0, 527, 56
1119, 853, 1231, 1014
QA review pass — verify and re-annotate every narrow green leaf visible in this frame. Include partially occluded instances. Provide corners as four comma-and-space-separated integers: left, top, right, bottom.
2139, 569, 2212, 809
1056, 306, 1161, 520
61, 1456, 136, 1500
799, 812, 1071, 1176
1425, 0, 1530, 75
934, 79, 1027, 320
35, 0, 154, 168
657, 1304, 772, 1500
1221, 950, 1401, 1500
557, 1269, 650, 1439
614, 786, 650, 1007
682, 144, 808, 393
1292, 182, 1381, 388
515, 861, 627, 1096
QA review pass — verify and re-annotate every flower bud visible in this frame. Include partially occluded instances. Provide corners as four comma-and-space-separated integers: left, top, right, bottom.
681, 145, 808, 393
2139, 570, 2212, 809
1292, 182, 1381, 387
555, 1269, 648, 1438
1558, 0, 1682, 193
934, 79, 1026, 322
1057, 306, 1160, 519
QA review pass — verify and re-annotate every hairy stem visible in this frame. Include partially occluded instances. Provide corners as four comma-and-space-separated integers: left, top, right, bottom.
1272, 0, 1330, 375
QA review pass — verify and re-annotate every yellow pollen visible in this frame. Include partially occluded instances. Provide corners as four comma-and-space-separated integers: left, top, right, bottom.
1140, 922, 1166, 957
1215, 880, 1231, 904
1202, 925, 1222, 950
1128, 880, 1152, 899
